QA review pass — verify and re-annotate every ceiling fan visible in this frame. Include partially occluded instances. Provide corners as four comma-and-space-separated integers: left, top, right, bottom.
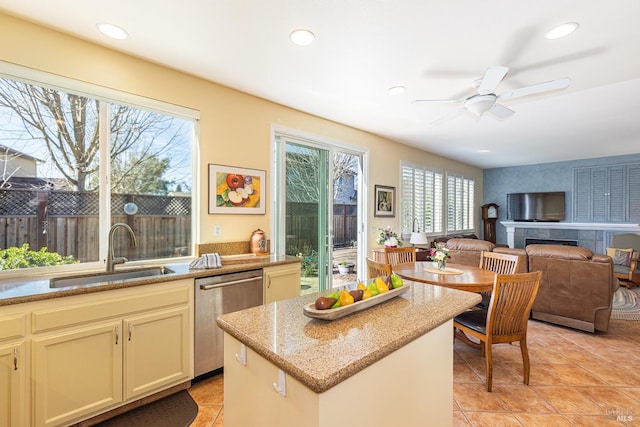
415, 66, 570, 123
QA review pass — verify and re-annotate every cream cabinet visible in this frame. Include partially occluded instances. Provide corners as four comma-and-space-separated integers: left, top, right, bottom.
0, 313, 27, 427
263, 263, 301, 304
26, 278, 193, 427
123, 306, 191, 399
0, 340, 26, 427
32, 321, 123, 427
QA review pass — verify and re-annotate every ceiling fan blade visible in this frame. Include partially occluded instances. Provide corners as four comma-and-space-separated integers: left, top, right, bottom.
478, 66, 509, 95
488, 103, 515, 119
500, 77, 570, 99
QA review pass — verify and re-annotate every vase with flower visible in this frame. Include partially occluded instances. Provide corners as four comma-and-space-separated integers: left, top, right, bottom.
429, 242, 450, 271
376, 226, 402, 248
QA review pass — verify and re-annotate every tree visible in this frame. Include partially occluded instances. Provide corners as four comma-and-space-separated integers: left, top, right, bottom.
110, 152, 172, 194
285, 148, 359, 202
0, 78, 186, 193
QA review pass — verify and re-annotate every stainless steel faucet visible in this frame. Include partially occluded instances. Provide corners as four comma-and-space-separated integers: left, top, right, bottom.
106, 223, 137, 272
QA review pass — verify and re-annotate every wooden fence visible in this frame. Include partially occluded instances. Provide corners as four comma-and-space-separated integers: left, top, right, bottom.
0, 189, 191, 262
0, 190, 355, 262
285, 202, 358, 253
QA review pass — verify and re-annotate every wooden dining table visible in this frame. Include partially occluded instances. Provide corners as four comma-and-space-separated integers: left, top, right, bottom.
392, 262, 496, 293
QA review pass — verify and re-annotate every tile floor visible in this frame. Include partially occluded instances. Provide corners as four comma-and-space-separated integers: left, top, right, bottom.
187, 318, 640, 427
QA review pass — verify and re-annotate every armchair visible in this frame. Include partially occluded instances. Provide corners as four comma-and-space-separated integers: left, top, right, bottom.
609, 233, 640, 288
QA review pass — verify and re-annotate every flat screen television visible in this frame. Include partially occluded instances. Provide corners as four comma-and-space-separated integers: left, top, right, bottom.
506, 192, 566, 222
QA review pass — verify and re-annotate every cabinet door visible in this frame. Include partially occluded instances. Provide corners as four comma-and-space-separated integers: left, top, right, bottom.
123, 307, 191, 400
264, 264, 301, 304
628, 164, 640, 223
573, 167, 592, 222
607, 165, 626, 222
0, 342, 26, 427
32, 321, 123, 427
574, 164, 632, 222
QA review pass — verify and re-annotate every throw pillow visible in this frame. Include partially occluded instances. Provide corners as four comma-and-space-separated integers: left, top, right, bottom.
606, 247, 633, 266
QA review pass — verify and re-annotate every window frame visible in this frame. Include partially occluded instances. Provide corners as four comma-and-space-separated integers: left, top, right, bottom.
0, 61, 200, 278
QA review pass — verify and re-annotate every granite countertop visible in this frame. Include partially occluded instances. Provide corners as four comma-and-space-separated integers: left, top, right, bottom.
216, 283, 481, 394
0, 255, 300, 306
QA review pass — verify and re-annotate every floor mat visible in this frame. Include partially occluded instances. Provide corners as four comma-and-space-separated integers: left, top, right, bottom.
611, 286, 640, 321
96, 390, 198, 427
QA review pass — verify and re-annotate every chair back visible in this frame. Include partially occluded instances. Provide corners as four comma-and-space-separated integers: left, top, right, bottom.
479, 251, 520, 275
486, 272, 542, 342
384, 247, 417, 266
366, 257, 392, 279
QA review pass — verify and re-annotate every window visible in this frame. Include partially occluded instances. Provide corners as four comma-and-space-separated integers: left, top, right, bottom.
401, 162, 443, 235
446, 173, 475, 232
0, 68, 197, 272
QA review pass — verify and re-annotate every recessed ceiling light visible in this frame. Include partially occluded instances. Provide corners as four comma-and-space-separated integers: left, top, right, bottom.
289, 29, 315, 46
477, 149, 490, 153
97, 23, 129, 40
388, 86, 406, 95
546, 22, 579, 40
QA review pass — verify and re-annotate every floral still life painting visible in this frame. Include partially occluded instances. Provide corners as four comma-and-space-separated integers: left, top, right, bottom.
209, 164, 266, 214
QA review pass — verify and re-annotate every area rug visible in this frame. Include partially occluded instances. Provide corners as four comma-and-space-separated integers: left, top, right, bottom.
611, 286, 640, 321
96, 390, 198, 427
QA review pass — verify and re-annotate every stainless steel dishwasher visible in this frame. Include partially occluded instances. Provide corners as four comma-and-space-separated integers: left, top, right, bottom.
194, 269, 263, 377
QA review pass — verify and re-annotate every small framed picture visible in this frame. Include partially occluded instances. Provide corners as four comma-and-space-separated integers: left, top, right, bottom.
209, 164, 266, 214
374, 185, 395, 217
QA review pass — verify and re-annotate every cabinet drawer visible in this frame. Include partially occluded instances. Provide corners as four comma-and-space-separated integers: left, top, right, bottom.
0, 314, 26, 341
32, 285, 190, 334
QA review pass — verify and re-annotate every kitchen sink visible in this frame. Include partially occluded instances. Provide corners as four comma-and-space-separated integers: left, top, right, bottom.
49, 266, 175, 288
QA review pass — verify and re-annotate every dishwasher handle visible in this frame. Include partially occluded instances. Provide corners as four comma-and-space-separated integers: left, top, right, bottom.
199, 276, 261, 290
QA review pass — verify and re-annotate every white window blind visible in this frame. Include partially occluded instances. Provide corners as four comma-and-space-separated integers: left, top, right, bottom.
446, 173, 475, 232
401, 162, 443, 235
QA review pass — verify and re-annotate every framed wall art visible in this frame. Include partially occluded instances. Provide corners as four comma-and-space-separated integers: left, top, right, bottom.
209, 164, 266, 214
374, 185, 395, 217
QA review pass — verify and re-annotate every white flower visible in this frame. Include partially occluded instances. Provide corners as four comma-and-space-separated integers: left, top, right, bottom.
385, 237, 398, 247
429, 243, 450, 262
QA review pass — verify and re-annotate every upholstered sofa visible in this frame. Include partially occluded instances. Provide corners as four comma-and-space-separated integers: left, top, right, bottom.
444, 238, 528, 273
442, 239, 615, 333
526, 244, 615, 333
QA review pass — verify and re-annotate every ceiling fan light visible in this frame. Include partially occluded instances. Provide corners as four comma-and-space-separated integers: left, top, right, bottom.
289, 29, 315, 46
464, 95, 496, 116
546, 22, 579, 39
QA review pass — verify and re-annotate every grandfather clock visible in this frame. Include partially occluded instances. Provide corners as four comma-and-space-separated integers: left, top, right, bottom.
481, 203, 499, 244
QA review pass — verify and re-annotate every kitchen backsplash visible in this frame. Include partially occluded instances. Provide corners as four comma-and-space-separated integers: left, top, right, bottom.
197, 240, 270, 256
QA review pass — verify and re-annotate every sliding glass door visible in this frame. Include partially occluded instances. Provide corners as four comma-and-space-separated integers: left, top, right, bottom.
273, 131, 364, 294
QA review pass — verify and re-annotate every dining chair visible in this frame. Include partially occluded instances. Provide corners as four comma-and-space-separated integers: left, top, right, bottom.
384, 247, 417, 267
479, 251, 520, 275
366, 257, 392, 279
454, 271, 542, 391
477, 251, 521, 307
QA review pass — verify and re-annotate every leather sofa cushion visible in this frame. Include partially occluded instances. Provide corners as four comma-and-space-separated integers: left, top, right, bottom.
446, 238, 495, 252
526, 244, 593, 261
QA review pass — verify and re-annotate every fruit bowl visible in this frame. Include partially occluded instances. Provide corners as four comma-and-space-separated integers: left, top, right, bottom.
303, 284, 410, 321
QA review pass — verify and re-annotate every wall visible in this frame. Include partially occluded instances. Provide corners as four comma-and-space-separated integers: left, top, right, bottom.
484, 153, 640, 245
0, 13, 483, 254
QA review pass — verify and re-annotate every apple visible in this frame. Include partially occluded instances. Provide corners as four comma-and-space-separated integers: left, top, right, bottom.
236, 187, 250, 199
226, 174, 244, 190
228, 190, 247, 206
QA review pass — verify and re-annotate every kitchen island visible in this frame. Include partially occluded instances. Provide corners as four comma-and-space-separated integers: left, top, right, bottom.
217, 282, 481, 427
